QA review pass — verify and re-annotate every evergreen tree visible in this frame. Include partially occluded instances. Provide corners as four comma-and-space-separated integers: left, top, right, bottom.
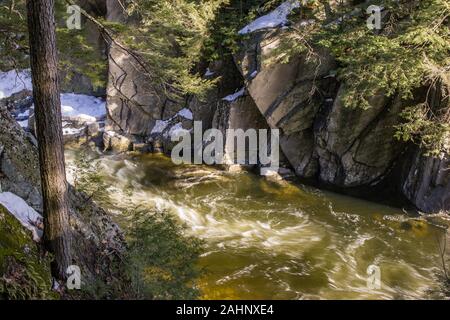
26, 0, 72, 281
270, 0, 450, 155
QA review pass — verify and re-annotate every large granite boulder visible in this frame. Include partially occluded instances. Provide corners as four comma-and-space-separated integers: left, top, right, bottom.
235, 28, 338, 180
315, 88, 405, 187
402, 150, 450, 213
234, 24, 449, 213
105, 42, 164, 136
212, 90, 269, 168
104, 0, 179, 137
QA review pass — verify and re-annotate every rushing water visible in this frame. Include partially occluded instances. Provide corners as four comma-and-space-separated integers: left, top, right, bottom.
66, 147, 449, 300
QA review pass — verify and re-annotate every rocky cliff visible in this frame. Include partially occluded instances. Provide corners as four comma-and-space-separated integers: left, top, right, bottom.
0, 105, 126, 298
98, 1, 449, 214
232, 24, 449, 212
105, 0, 177, 138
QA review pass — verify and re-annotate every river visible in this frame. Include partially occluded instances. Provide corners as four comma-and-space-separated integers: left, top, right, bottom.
65, 147, 448, 300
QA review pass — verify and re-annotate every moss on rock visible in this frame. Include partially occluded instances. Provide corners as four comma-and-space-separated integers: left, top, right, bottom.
0, 205, 57, 300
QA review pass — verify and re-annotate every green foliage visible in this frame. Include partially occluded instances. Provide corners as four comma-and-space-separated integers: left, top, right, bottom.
203, 0, 284, 61
108, 0, 228, 98
55, 0, 107, 91
394, 103, 450, 156
0, 206, 57, 300
322, 0, 449, 109
0, 0, 28, 70
0, 0, 107, 90
110, 0, 287, 98
56, 27, 107, 91
72, 149, 111, 207
271, 0, 450, 154
124, 208, 204, 300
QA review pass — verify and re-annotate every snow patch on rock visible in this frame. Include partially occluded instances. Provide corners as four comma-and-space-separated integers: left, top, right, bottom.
177, 108, 193, 120
222, 87, 245, 102
18, 119, 29, 128
151, 120, 170, 134
238, 0, 300, 35
204, 68, 215, 77
151, 108, 192, 134
165, 122, 186, 138
0, 192, 43, 242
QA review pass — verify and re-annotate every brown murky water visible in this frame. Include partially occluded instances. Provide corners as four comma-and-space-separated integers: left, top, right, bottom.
66, 148, 448, 300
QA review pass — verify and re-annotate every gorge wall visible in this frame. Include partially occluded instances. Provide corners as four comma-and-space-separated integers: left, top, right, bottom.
99, 1, 449, 214
234, 26, 449, 213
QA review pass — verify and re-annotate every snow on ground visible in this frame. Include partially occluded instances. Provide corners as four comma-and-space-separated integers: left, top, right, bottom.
0, 192, 43, 242
223, 87, 245, 102
0, 69, 32, 99
59, 94, 106, 136
151, 108, 193, 134
60, 93, 106, 123
238, 0, 300, 35
31, 93, 106, 135
1, 70, 107, 131
18, 120, 29, 128
17, 109, 30, 119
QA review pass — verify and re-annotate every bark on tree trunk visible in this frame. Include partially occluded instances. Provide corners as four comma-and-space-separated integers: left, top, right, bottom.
26, 0, 72, 281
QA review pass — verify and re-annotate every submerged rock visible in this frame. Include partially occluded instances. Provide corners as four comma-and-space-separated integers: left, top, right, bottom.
103, 130, 133, 153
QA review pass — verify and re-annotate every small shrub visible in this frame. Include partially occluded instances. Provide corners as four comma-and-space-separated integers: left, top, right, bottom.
125, 209, 204, 300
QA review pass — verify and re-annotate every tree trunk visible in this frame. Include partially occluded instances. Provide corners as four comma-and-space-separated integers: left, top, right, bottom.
26, 0, 72, 281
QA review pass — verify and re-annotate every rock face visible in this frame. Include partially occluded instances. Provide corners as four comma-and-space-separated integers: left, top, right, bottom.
59, 0, 108, 96
99, 4, 449, 213
402, 151, 450, 213
0, 107, 42, 211
104, 1, 175, 137
401, 82, 450, 213
0, 106, 126, 291
212, 91, 269, 169
315, 89, 405, 187
105, 42, 165, 136
104, 0, 246, 153
235, 30, 339, 180
234, 27, 449, 213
